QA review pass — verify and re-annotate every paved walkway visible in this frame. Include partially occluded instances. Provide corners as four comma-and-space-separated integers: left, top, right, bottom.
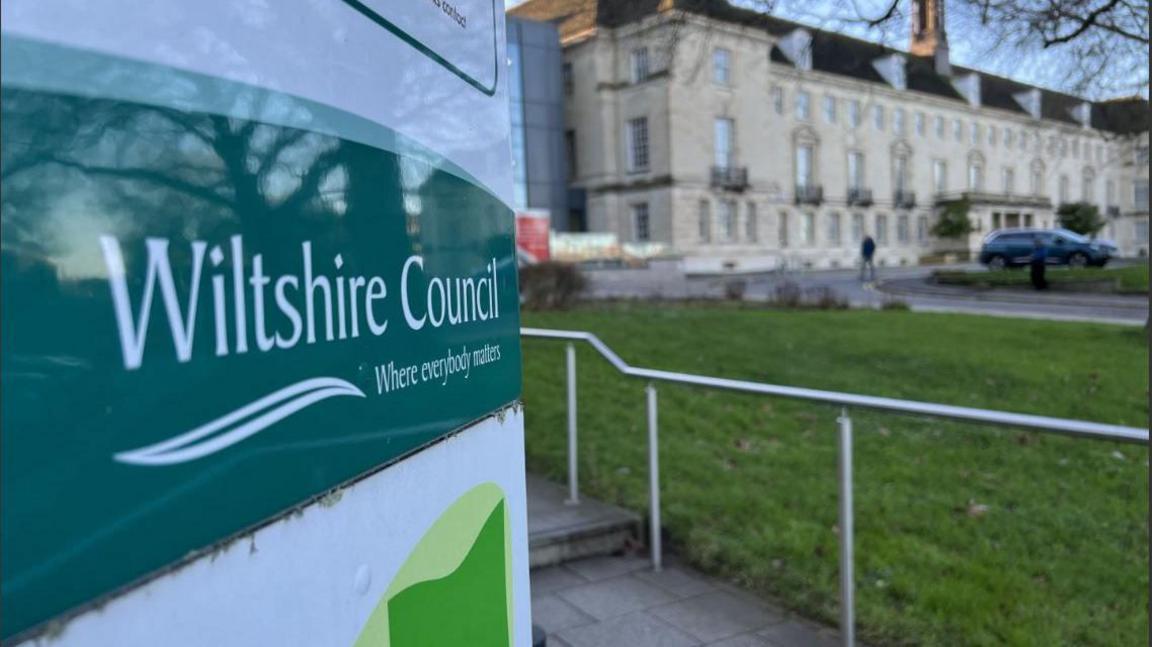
531, 554, 843, 647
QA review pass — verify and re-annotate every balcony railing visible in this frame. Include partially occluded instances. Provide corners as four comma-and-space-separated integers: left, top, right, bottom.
893, 189, 916, 209
846, 187, 873, 206
795, 184, 824, 206
710, 166, 749, 191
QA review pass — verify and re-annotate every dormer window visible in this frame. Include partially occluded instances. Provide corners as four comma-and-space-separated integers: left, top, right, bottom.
952, 73, 981, 107
873, 54, 907, 90
1013, 88, 1041, 119
779, 29, 813, 71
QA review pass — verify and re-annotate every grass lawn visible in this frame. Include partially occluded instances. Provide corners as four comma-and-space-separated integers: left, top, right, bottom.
933, 263, 1149, 293
521, 305, 1148, 646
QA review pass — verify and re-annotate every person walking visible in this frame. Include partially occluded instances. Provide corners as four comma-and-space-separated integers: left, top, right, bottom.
859, 234, 877, 282
1030, 236, 1048, 290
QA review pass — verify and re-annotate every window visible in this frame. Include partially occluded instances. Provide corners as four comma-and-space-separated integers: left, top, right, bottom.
851, 214, 866, 244
746, 202, 758, 242
932, 159, 947, 193
988, 125, 997, 147
714, 118, 734, 168
1081, 169, 1095, 202
778, 211, 790, 248
1137, 146, 1150, 165
952, 118, 962, 142
893, 108, 905, 134
1005, 129, 1014, 148
917, 215, 928, 242
795, 90, 810, 120
970, 122, 980, 145
802, 212, 816, 246
1058, 175, 1070, 203
893, 154, 909, 193
563, 63, 574, 95
827, 212, 842, 246
1134, 180, 1149, 209
1072, 139, 1080, 158
873, 104, 885, 131
1031, 165, 1044, 195
1096, 143, 1104, 162
915, 112, 925, 136
1002, 167, 1015, 194
630, 48, 650, 83
897, 214, 909, 243
795, 144, 814, 189
823, 95, 836, 123
770, 86, 784, 114
720, 200, 737, 242
565, 129, 577, 179
847, 151, 864, 190
713, 48, 730, 85
633, 203, 650, 241
876, 214, 889, 244
967, 160, 984, 190
934, 115, 944, 138
1106, 179, 1116, 207
848, 100, 861, 128
1136, 219, 1149, 243
626, 117, 649, 171
1021, 130, 1029, 151
698, 200, 711, 243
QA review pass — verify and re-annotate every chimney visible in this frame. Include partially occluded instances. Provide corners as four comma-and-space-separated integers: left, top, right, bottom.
911, 0, 950, 75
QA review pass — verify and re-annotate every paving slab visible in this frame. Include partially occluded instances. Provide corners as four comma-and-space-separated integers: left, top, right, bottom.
558, 575, 675, 620
555, 611, 698, 647
649, 590, 786, 642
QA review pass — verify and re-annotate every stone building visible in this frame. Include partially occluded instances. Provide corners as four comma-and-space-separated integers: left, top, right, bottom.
509, 0, 1150, 270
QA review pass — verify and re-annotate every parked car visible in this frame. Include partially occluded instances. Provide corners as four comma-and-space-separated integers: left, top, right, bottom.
978, 228, 1114, 269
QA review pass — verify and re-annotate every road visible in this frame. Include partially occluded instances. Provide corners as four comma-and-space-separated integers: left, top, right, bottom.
583, 263, 1148, 325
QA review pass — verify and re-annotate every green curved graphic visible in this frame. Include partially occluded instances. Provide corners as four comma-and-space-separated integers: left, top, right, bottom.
355, 483, 512, 646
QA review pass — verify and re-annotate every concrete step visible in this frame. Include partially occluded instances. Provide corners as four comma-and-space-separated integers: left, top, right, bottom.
526, 474, 642, 568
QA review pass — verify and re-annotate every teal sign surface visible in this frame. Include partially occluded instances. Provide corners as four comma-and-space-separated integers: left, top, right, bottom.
0, 37, 521, 639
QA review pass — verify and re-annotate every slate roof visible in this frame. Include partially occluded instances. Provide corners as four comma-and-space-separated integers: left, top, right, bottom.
508, 0, 1149, 134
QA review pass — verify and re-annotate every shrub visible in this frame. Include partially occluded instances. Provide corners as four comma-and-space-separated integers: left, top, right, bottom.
772, 281, 804, 307
1056, 202, 1105, 236
932, 198, 974, 239
518, 261, 587, 310
881, 298, 911, 311
723, 278, 747, 301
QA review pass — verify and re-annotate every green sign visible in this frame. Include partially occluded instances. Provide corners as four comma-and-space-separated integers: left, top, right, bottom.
0, 36, 521, 639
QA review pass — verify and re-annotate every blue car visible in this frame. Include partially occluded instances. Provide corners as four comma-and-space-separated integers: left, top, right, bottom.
978, 228, 1115, 270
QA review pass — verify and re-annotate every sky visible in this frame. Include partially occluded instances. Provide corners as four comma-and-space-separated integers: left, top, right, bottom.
505, 0, 1148, 100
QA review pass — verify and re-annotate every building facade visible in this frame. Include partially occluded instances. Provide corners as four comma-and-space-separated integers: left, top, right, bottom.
510, 0, 1150, 270
507, 16, 570, 230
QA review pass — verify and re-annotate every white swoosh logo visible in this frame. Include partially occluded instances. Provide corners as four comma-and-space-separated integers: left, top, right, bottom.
114, 377, 366, 466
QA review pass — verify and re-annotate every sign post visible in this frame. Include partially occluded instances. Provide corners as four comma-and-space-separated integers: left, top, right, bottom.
1, 1, 530, 644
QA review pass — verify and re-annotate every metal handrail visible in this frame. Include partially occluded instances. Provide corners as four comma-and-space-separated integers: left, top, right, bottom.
521, 326, 1147, 647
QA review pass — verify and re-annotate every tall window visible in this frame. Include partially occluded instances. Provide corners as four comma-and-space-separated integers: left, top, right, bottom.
720, 200, 737, 242
852, 212, 865, 242
847, 152, 864, 190
893, 154, 909, 193
802, 212, 816, 246
1136, 180, 1150, 209
917, 215, 928, 242
1058, 175, 1070, 203
778, 211, 790, 248
988, 125, 997, 147
1002, 167, 1015, 194
698, 200, 711, 243
795, 90, 810, 120
1031, 164, 1044, 195
770, 86, 784, 114
897, 215, 910, 244
970, 122, 980, 145
795, 144, 814, 189
823, 95, 836, 123
633, 203, 650, 241
848, 100, 861, 128
1004, 129, 1014, 148
915, 112, 925, 136
873, 104, 885, 130
1106, 179, 1116, 207
630, 47, 650, 83
876, 214, 889, 244
934, 115, 944, 138
562, 63, 574, 95
565, 129, 577, 179
827, 212, 842, 246
967, 160, 984, 191
746, 202, 758, 242
932, 159, 947, 193
714, 118, 734, 168
1081, 169, 1095, 202
712, 48, 730, 85
893, 108, 905, 134
626, 117, 649, 171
